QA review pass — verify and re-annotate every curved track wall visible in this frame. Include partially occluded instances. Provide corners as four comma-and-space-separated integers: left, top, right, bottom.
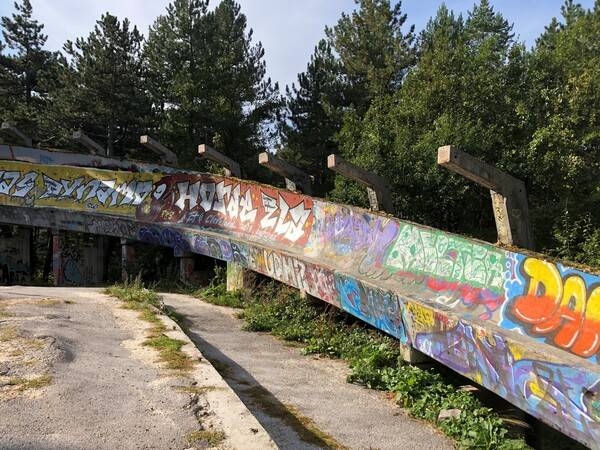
1, 160, 599, 448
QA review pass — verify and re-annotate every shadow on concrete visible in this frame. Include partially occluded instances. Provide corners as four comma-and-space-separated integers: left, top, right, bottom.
182, 324, 331, 450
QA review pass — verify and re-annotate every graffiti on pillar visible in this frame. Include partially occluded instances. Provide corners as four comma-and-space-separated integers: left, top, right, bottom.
62, 247, 83, 285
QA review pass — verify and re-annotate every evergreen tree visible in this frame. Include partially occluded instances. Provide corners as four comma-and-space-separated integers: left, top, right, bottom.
0, 0, 59, 141
280, 40, 346, 196
145, 0, 279, 173
524, 0, 600, 261
331, 1, 527, 238
55, 13, 148, 156
325, 0, 415, 114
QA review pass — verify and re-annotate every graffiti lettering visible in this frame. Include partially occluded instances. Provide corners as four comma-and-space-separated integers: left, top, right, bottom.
0, 170, 37, 198
40, 174, 152, 207
510, 258, 600, 358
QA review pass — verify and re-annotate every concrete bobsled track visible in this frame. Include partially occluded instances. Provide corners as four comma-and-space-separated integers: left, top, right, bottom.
1, 155, 600, 448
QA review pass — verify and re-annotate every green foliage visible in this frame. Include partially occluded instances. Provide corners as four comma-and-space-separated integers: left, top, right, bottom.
325, 0, 415, 113
105, 276, 162, 310
0, 0, 60, 140
279, 39, 346, 197
144, 0, 280, 171
53, 13, 148, 155
194, 265, 249, 308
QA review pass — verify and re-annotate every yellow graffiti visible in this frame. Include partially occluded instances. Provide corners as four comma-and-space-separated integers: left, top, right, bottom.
407, 302, 435, 328
512, 258, 600, 358
0, 160, 161, 217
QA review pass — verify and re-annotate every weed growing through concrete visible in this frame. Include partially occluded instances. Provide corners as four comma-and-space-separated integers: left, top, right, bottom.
194, 266, 249, 308
201, 280, 530, 450
106, 277, 195, 373
186, 429, 226, 447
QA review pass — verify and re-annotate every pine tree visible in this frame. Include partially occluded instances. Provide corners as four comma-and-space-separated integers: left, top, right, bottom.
0, 0, 59, 140
55, 13, 148, 156
145, 0, 279, 173
280, 40, 346, 196
325, 0, 415, 114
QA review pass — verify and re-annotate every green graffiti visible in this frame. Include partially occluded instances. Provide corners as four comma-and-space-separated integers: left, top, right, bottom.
383, 223, 506, 292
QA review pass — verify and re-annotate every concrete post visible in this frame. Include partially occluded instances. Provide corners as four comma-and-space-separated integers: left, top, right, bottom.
1, 121, 32, 147
92, 235, 106, 285
258, 152, 312, 195
198, 144, 253, 292
120, 238, 136, 282
437, 146, 533, 249
174, 247, 195, 284
226, 261, 254, 292
198, 144, 241, 178
327, 154, 394, 213
140, 135, 178, 166
52, 229, 63, 286
73, 130, 106, 156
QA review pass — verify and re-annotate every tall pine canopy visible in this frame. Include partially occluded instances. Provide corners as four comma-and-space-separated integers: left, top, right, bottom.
0, 0, 59, 141
55, 13, 148, 156
145, 0, 279, 173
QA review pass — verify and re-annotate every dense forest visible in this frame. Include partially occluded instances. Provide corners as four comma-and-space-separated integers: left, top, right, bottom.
0, 0, 598, 267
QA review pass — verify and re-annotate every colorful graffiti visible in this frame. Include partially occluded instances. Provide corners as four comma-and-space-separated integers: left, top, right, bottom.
505, 256, 600, 359
4, 159, 600, 447
335, 274, 407, 343
139, 174, 314, 245
413, 320, 600, 443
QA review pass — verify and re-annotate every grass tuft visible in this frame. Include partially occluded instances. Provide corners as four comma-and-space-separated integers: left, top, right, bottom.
7, 374, 52, 391
0, 325, 19, 342
106, 277, 195, 373
186, 429, 226, 447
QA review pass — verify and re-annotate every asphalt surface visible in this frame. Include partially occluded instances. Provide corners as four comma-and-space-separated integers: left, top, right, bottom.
161, 292, 455, 450
0, 287, 274, 450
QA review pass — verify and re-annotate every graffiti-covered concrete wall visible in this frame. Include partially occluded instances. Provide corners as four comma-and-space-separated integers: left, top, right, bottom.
1, 159, 600, 448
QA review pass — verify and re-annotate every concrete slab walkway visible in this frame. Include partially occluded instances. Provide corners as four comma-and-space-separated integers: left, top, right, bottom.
161, 292, 455, 450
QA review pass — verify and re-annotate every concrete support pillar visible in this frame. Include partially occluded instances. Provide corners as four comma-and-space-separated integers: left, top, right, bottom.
226, 262, 254, 292
174, 248, 194, 284
94, 235, 106, 285
120, 238, 136, 282
52, 229, 63, 286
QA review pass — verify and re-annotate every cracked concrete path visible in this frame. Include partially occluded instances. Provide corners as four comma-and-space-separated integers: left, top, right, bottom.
161, 292, 455, 450
0, 286, 273, 450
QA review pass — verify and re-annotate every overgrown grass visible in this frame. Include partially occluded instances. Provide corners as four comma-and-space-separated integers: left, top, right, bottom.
193, 265, 250, 308
200, 279, 529, 450
105, 277, 195, 372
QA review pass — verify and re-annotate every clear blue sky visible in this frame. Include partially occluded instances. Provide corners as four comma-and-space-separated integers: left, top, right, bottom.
0, 0, 596, 90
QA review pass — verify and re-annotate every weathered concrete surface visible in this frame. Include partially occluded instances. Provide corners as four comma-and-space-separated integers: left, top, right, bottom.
1, 159, 600, 447
160, 292, 454, 450
0, 286, 275, 450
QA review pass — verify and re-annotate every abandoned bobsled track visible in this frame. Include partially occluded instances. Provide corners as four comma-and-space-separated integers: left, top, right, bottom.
1, 150, 600, 448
